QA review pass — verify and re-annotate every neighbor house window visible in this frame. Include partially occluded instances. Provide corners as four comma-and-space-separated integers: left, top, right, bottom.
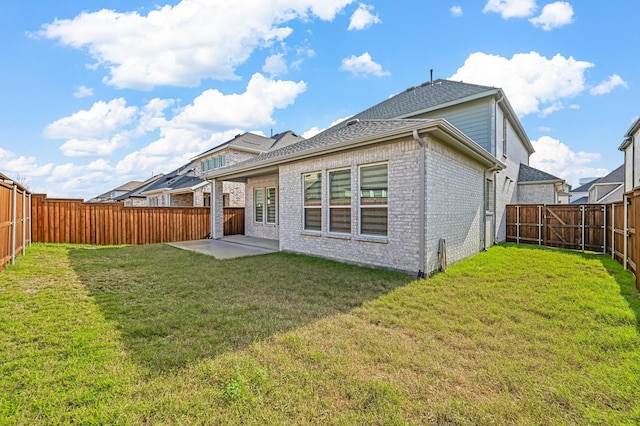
203, 193, 211, 207
220, 154, 227, 167
207, 158, 213, 170
201, 160, 207, 172
255, 189, 264, 222
360, 164, 388, 236
266, 187, 277, 224
329, 169, 351, 233
303, 172, 322, 231
213, 156, 219, 169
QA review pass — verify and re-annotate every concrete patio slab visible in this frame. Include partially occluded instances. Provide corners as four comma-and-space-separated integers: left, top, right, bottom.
167, 236, 279, 259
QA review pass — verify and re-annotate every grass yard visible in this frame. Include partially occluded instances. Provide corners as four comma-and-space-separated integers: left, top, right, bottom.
1, 243, 639, 424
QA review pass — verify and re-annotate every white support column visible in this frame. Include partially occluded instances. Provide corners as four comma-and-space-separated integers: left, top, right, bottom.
11, 183, 17, 265
211, 179, 224, 239
22, 188, 26, 255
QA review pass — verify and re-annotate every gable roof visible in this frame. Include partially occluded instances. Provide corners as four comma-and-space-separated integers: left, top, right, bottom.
342, 79, 499, 123
620, 116, 640, 150
326, 78, 533, 154
114, 173, 165, 201
208, 118, 504, 181
592, 164, 623, 185
518, 164, 564, 184
192, 131, 302, 161
571, 178, 599, 193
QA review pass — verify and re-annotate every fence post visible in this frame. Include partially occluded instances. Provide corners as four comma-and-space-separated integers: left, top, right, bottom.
538, 205, 542, 246
624, 195, 629, 270
28, 193, 32, 246
611, 203, 615, 259
11, 183, 17, 265
602, 204, 606, 254
516, 205, 520, 244
581, 204, 585, 252
22, 188, 26, 255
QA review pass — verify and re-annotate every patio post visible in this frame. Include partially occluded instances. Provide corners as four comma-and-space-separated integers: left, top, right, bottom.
211, 179, 224, 239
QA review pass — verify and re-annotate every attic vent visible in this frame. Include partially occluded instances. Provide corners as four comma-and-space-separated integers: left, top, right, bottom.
346, 118, 360, 126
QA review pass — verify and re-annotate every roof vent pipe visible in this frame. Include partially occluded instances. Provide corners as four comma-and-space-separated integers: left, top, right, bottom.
430, 69, 433, 85
346, 118, 360, 126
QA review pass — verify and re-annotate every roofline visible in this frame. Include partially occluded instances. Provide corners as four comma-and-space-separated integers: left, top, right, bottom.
206, 119, 505, 181
191, 144, 266, 161
625, 117, 640, 138
518, 179, 565, 185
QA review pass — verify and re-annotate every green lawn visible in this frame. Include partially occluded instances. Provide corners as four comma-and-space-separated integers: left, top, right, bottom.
1, 243, 639, 424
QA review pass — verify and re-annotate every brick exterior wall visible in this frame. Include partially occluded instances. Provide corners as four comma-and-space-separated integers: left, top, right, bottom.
263, 134, 490, 275
170, 192, 194, 206
517, 183, 557, 204
245, 175, 280, 240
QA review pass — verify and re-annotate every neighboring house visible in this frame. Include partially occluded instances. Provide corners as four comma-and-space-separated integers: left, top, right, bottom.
588, 165, 624, 204
206, 78, 539, 275
141, 163, 204, 207
114, 174, 165, 206
87, 180, 143, 203
569, 178, 599, 204
517, 164, 568, 204
193, 131, 304, 207
619, 116, 640, 193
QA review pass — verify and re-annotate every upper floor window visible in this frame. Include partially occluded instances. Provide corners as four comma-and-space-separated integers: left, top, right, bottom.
213, 156, 219, 169
359, 164, 388, 237
220, 154, 227, 168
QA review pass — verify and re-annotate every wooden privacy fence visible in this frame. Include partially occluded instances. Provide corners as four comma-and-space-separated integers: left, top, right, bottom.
32, 194, 211, 245
0, 173, 31, 271
507, 200, 639, 289
223, 207, 245, 236
506, 204, 606, 252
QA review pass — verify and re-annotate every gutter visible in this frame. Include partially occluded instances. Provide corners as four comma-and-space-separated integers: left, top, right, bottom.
412, 129, 427, 278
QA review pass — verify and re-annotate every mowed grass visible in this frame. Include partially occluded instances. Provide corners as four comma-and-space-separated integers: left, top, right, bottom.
1, 243, 639, 424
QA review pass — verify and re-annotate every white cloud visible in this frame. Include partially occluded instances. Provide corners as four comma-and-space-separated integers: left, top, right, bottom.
590, 74, 628, 95
262, 53, 288, 77
59, 135, 129, 157
301, 115, 353, 138
483, 0, 537, 18
450, 6, 463, 17
529, 1, 574, 30
0, 147, 54, 180
530, 136, 608, 187
44, 98, 137, 140
176, 73, 306, 128
348, 3, 381, 30
37, 0, 354, 90
73, 85, 94, 98
340, 52, 390, 78
450, 51, 593, 117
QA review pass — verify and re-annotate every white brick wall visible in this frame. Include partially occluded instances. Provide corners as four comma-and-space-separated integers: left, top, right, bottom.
245, 175, 280, 240
518, 183, 557, 204
272, 134, 489, 274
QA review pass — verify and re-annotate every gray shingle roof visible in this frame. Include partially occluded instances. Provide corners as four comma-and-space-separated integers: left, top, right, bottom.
593, 164, 623, 184
333, 79, 498, 127
518, 164, 563, 183
211, 119, 437, 175
571, 178, 599, 193
192, 132, 276, 160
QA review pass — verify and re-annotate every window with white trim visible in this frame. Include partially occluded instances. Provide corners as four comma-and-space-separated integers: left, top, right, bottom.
266, 187, 277, 224
220, 154, 227, 167
214, 156, 219, 169
255, 188, 264, 222
329, 169, 351, 233
303, 172, 322, 231
359, 164, 388, 237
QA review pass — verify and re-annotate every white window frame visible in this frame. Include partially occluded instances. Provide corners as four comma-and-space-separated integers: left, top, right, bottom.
359, 163, 388, 238
303, 172, 322, 232
328, 168, 352, 234
254, 188, 264, 223
266, 187, 277, 224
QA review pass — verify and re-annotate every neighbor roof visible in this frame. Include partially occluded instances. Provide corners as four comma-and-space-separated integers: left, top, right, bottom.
592, 164, 623, 185
192, 131, 291, 161
518, 164, 563, 183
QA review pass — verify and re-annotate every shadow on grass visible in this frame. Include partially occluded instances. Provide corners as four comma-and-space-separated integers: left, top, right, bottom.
68, 244, 412, 375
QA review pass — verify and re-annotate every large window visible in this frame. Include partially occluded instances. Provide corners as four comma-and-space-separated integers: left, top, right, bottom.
329, 169, 351, 233
303, 172, 322, 231
255, 189, 264, 222
266, 187, 277, 224
220, 154, 227, 168
213, 156, 219, 169
360, 164, 388, 236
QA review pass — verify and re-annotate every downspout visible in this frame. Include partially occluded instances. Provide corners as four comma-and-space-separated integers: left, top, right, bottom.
413, 129, 426, 278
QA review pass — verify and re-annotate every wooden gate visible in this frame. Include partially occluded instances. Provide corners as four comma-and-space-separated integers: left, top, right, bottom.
507, 204, 605, 252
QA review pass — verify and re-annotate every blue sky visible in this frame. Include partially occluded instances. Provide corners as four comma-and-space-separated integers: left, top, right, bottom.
1, 0, 637, 199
